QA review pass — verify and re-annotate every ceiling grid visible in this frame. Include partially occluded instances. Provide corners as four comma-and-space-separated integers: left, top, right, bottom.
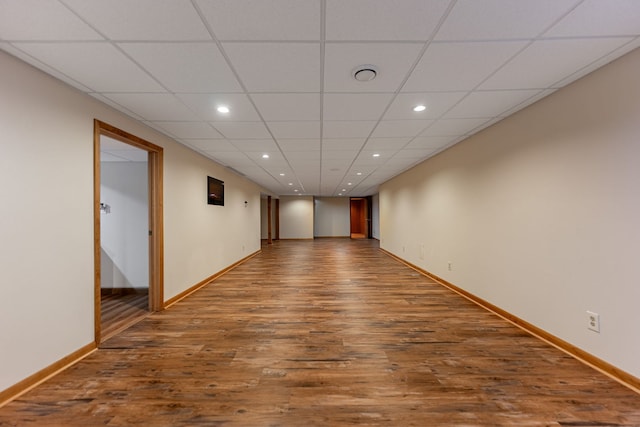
2, 0, 639, 196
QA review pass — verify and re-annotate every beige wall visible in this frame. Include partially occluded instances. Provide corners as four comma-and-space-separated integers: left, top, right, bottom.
279, 196, 314, 239
380, 48, 640, 378
0, 51, 262, 392
314, 197, 350, 237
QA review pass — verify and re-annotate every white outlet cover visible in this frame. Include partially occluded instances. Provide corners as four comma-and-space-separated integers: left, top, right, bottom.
587, 310, 600, 333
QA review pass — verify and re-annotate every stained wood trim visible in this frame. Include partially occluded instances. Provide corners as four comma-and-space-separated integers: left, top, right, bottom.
275, 198, 280, 240
93, 121, 102, 345
164, 250, 261, 309
267, 196, 272, 245
0, 342, 96, 408
149, 148, 164, 311
379, 248, 640, 394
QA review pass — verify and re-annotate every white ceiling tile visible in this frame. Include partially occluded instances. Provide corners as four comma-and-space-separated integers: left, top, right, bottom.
119, 43, 241, 92
322, 138, 366, 151
393, 148, 438, 159
324, 43, 423, 92
231, 139, 279, 152
372, 120, 432, 138
480, 38, 634, 90
196, 0, 321, 41
445, 90, 541, 119
323, 121, 377, 138
153, 121, 223, 139
322, 150, 359, 161
420, 118, 490, 137
9, 0, 640, 197
104, 93, 197, 121
0, 0, 103, 40
381, 156, 421, 168
403, 41, 526, 92
184, 139, 238, 151
544, 0, 640, 37
63, 0, 211, 41
90, 94, 145, 120
212, 122, 271, 139
363, 138, 411, 150
2, 43, 99, 92
248, 151, 287, 164
434, 0, 580, 41
277, 139, 321, 151
100, 152, 128, 162
13, 43, 164, 92
407, 136, 458, 149
323, 93, 394, 121
100, 135, 148, 162
251, 94, 320, 121
325, 0, 450, 41
284, 151, 320, 160
353, 150, 397, 166
205, 151, 253, 165
552, 38, 640, 88
497, 89, 556, 118
223, 42, 319, 92
176, 93, 261, 121
384, 92, 467, 120
268, 121, 320, 139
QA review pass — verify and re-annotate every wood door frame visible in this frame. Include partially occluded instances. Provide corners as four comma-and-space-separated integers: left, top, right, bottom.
93, 120, 164, 345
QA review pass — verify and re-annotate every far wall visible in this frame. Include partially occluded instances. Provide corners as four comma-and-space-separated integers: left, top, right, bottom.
314, 197, 350, 237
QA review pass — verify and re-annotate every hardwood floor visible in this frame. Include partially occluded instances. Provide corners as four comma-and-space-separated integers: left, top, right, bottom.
100, 290, 149, 342
1, 239, 639, 426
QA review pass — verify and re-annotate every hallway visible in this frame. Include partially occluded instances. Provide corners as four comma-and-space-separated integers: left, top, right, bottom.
1, 239, 638, 426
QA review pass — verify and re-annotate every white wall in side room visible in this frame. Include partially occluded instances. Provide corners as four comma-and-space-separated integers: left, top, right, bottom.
100, 161, 148, 289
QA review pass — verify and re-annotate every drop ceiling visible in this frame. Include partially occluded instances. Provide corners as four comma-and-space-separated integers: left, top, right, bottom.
2, 0, 639, 196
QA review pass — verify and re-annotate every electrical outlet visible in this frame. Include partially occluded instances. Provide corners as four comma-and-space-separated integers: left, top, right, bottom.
448, 261, 453, 271
419, 244, 425, 260
587, 311, 600, 333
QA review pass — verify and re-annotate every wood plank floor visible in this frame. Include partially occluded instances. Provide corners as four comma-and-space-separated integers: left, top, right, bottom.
1, 239, 639, 426
100, 290, 149, 342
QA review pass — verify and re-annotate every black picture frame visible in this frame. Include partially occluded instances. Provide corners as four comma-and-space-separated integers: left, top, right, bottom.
207, 176, 224, 206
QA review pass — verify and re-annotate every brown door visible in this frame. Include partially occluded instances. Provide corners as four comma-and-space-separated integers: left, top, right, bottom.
350, 198, 368, 238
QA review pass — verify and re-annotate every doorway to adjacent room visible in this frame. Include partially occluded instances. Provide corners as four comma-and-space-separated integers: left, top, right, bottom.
93, 120, 164, 344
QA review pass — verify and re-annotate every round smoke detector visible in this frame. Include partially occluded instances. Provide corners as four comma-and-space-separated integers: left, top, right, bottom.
353, 65, 378, 82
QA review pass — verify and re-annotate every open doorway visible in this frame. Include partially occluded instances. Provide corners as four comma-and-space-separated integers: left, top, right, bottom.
350, 197, 372, 239
94, 120, 164, 344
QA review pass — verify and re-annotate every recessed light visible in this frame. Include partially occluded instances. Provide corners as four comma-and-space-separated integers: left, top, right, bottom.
342, 189, 346, 192
217, 106, 230, 113
262, 153, 269, 159
294, 189, 298, 192
288, 182, 293, 186
279, 173, 285, 176
347, 182, 352, 185
413, 105, 426, 112
373, 153, 380, 157
356, 172, 362, 176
